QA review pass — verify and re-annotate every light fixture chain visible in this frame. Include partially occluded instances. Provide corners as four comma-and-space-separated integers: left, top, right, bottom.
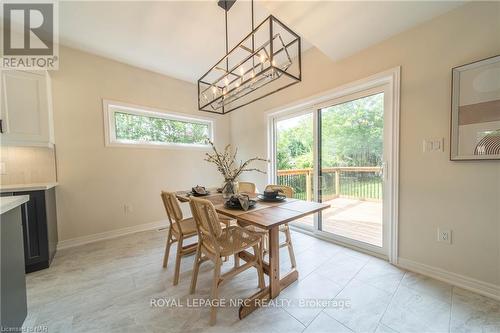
225, 6, 228, 72
251, 0, 254, 52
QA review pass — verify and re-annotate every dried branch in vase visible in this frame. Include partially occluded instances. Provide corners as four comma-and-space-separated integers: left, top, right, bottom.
204, 139, 268, 182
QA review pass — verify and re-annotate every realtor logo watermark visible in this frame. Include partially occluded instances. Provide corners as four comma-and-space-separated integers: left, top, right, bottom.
1, 1, 59, 69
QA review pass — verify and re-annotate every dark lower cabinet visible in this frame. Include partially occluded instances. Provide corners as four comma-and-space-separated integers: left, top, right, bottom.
1, 205, 28, 330
1, 188, 58, 273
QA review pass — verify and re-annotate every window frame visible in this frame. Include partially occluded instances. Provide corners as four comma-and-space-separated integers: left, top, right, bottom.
102, 99, 214, 149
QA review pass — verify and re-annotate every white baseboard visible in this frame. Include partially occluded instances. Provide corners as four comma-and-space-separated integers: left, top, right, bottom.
57, 220, 169, 250
397, 257, 500, 301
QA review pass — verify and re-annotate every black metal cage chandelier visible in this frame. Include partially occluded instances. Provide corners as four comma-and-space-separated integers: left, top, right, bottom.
198, 0, 301, 114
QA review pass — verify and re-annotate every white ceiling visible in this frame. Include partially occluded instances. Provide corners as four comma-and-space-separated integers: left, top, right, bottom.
260, 1, 465, 61
54, 1, 464, 83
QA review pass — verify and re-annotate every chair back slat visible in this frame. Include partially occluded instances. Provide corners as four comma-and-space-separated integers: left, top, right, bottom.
265, 184, 294, 198
238, 181, 256, 194
161, 191, 184, 233
189, 197, 223, 243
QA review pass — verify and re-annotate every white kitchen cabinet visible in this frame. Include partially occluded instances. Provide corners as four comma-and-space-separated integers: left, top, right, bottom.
0, 70, 54, 147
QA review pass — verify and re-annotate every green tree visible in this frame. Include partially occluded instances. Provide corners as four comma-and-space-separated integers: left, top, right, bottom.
114, 112, 209, 144
276, 93, 383, 170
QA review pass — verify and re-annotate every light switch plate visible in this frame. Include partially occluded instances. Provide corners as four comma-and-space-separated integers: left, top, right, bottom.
124, 204, 133, 214
423, 138, 444, 152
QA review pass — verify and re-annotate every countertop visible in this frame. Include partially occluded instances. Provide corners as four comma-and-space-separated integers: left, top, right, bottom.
0, 182, 58, 193
0, 196, 29, 215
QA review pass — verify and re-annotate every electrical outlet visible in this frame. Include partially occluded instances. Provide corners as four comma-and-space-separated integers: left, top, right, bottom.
437, 228, 452, 244
124, 204, 133, 214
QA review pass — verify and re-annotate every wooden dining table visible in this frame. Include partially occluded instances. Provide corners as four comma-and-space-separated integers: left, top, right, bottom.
176, 189, 330, 319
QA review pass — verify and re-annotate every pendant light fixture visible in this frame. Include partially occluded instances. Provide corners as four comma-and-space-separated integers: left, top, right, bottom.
198, 0, 301, 114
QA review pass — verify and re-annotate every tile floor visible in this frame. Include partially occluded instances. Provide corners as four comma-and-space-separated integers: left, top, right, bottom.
23, 229, 500, 333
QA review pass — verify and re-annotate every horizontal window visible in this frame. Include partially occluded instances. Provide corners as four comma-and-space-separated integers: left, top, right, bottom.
103, 100, 213, 148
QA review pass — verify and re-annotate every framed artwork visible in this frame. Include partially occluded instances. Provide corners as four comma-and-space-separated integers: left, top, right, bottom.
450, 55, 500, 160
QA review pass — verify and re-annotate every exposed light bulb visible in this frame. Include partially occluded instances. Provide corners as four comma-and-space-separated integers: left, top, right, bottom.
212, 86, 217, 95
251, 70, 256, 78
260, 54, 266, 63
235, 81, 240, 88
272, 59, 276, 66
239, 67, 244, 76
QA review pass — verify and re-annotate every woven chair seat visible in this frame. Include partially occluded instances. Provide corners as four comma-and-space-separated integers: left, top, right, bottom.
172, 217, 198, 236
202, 226, 262, 257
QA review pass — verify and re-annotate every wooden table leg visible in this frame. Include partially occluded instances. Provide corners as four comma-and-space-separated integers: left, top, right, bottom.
238, 225, 299, 319
268, 225, 280, 298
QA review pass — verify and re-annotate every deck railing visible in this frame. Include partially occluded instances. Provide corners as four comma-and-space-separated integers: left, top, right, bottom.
277, 166, 383, 201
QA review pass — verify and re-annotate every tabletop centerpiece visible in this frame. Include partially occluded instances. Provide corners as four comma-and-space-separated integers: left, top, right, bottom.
205, 139, 268, 199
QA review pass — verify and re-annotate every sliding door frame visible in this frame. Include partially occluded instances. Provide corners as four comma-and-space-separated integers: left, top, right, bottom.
267, 67, 400, 263
268, 108, 319, 231
316, 85, 389, 256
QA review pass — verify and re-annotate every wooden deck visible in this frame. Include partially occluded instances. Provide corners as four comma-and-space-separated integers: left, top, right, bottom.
292, 197, 383, 247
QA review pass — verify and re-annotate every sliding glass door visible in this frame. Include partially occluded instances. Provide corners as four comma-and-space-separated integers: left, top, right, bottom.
319, 92, 385, 249
271, 83, 393, 255
274, 111, 316, 229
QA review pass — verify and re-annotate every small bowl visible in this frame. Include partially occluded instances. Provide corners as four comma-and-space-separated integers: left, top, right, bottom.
263, 190, 279, 199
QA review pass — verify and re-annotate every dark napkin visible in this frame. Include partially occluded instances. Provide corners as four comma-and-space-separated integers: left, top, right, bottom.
233, 193, 250, 211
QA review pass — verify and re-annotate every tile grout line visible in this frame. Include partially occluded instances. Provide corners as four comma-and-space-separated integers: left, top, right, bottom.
376, 270, 406, 333
287, 246, 350, 331
275, 306, 307, 331
255, 233, 339, 332
448, 286, 454, 333
319, 308, 355, 333
297, 249, 370, 331
314, 257, 371, 331
279, 306, 307, 332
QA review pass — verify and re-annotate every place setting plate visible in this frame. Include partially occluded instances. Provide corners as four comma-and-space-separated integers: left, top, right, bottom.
224, 199, 257, 210
188, 185, 210, 197
256, 194, 287, 202
189, 191, 210, 197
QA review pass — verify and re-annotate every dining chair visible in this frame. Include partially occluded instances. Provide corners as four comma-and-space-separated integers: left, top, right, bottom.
161, 191, 234, 285
237, 181, 257, 194
265, 184, 294, 198
160, 191, 198, 286
236, 184, 297, 269
264, 184, 297, 269
189, 197, 265, 325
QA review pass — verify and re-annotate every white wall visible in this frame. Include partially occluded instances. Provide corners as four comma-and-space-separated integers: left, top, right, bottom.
51, 46, 231, 241
229, 3, 500, 286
